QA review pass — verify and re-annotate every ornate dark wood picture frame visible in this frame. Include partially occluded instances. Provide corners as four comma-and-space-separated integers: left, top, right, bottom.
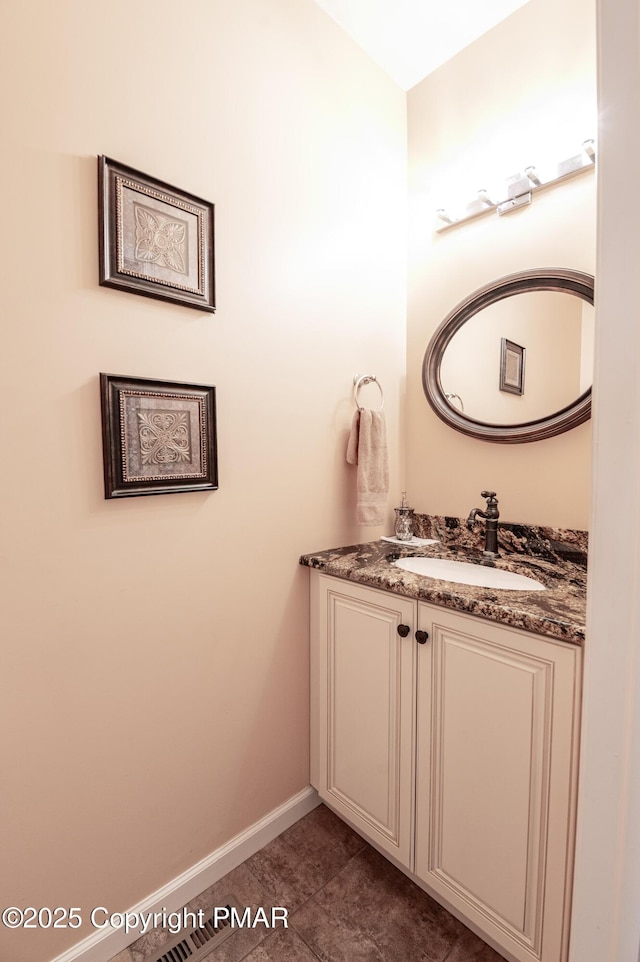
499, 338, 526, 395
100, 374, 218, 499
98, 156, 215, 313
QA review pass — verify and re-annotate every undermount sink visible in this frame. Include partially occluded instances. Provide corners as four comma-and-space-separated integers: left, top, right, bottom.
394, 557, 546, 591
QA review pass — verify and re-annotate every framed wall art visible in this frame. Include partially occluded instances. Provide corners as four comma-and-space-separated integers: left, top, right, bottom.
100, 374, 218, 499
499, 338, 526, 395
98, 156, 215, 312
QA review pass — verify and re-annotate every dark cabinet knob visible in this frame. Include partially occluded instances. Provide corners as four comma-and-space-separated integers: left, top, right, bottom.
415, 630, 429, 645
397, 624, 410, 638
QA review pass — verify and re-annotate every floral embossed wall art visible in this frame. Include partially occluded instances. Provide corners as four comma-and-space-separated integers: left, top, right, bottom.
98, 157, 215, 312
100, 374, 218, 498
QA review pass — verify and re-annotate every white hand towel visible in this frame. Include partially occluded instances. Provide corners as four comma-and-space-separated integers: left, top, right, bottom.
346, 409, 389, 525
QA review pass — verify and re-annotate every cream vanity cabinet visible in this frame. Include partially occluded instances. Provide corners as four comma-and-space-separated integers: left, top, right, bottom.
309, 571, 582, 962
310, 573, 417, 866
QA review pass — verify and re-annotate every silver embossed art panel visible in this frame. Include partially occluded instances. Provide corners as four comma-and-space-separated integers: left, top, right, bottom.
117, 181, 201, 294
100, 374, 217, 498
99, 156, 215, 313
120, 393, 205, 482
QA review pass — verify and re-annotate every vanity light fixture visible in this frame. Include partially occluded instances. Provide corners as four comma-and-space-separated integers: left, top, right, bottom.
434, 138, 596, 233
436, 208, 457, 225
477, 189, 495, 208
497, 174, 532, 216
524, 165, 541, 186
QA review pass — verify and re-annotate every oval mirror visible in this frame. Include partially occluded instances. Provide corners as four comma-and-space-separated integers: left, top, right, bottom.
422, 268, 594, 443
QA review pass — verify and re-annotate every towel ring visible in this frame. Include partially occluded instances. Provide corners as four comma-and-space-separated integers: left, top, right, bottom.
445, 392, 464, 412
353, 374, 384, 411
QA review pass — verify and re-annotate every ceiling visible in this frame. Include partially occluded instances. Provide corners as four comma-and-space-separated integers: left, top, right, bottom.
312, 0, 532, 90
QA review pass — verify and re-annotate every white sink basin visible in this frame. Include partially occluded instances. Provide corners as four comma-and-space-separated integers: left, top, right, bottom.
394, 557, 546, 591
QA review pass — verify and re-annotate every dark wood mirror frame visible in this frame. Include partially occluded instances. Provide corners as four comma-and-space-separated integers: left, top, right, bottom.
422, 268, 595, 444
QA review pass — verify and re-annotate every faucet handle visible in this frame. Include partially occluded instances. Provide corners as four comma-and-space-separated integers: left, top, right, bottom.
480, 490, 497, 502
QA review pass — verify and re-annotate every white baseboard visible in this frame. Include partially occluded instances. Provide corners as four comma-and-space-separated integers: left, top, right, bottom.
49, 786, 320, 962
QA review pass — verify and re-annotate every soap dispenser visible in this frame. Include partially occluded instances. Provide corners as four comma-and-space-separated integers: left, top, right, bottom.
394, 492, 415, 542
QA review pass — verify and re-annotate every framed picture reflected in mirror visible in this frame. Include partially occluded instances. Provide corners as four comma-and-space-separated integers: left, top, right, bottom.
499, 338, 526, 396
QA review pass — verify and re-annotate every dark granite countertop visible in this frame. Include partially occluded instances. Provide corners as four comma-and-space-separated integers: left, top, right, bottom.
299, 516, 587, 646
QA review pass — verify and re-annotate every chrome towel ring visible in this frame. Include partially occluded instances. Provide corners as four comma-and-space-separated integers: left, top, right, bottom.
353, 374, 384, 411
445, 392, 465, 412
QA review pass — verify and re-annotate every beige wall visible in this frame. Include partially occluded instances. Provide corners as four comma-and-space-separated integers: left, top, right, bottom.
0, 2, 406, 960
406, 0, 596, 529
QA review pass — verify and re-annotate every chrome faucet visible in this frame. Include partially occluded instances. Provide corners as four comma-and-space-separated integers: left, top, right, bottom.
467, 491, 500, 558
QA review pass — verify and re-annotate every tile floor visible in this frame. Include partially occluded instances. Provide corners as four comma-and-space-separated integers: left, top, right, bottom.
108, 804, 506, 962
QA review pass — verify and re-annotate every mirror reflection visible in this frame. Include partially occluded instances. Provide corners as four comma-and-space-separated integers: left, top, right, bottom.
422, 269, 594, 443
440, 292, 594, 425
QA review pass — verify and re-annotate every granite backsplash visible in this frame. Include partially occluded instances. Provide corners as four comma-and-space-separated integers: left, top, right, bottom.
412, 514, 588, 566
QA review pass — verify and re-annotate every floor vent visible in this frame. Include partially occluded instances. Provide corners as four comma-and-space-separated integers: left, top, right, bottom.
149, 898, 241, 962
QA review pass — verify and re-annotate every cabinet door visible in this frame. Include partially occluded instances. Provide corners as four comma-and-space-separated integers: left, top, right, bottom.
310, 572, 416, 867
415, 603, 581, 962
